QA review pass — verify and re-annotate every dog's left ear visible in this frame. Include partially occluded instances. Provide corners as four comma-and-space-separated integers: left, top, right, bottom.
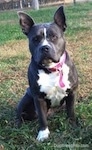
18, 11, 35, 35
54, 6, 67, 31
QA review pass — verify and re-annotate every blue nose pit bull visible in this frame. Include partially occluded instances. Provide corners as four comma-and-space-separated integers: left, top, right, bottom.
16, 6, 78, 142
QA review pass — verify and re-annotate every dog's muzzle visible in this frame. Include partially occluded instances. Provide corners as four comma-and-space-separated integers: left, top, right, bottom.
40, 45, 50, 55
39, 45, 59, 66
38, 45, 52, 64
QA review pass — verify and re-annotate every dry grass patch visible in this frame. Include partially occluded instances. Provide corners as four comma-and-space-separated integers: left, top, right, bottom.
0, 40, 30, 99
66, 31, 92, 99
0, 40, 29, 58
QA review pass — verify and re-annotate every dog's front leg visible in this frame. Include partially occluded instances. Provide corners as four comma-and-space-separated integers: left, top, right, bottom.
65, 92, 76, 125
34, 97, 50, 141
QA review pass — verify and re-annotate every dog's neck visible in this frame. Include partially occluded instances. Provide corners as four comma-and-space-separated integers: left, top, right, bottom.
47, 51, 66, 88
38, 52, 66, 80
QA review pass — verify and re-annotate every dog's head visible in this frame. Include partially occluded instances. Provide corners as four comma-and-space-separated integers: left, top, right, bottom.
18, 6, 67, 66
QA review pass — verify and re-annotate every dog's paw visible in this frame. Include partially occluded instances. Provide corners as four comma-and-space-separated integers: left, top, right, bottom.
37, 127, 50, 142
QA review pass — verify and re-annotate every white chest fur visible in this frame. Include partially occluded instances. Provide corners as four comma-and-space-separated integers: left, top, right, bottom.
37, 64, 70, 107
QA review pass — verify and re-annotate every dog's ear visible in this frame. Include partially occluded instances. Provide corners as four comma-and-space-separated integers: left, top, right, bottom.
54, 6, 67, 31
18, 11, 35, 35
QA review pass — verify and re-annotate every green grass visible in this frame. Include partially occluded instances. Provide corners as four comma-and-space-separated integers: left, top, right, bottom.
0, 2, 92, 150
0, 2, 92, 45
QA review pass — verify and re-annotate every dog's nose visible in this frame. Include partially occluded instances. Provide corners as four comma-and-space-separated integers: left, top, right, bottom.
40, 45, 49, 53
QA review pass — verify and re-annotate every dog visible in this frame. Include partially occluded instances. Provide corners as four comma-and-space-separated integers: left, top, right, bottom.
16, 6, 78, 142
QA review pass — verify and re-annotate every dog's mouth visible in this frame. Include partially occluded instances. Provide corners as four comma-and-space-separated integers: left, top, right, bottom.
39, 52, 66, 70
41, 57, 59, 68
42, 58, 53, 67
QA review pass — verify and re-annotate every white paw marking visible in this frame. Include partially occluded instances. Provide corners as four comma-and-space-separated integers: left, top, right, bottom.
37, 127, 50, 142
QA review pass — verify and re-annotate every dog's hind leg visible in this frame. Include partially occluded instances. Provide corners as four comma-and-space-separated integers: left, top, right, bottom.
16, 88, 36, 127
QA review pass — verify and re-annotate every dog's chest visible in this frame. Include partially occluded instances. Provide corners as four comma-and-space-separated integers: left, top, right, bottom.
37, 64, 70, 107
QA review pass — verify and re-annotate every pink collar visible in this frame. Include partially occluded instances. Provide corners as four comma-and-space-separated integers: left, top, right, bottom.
48, 52, 66, 87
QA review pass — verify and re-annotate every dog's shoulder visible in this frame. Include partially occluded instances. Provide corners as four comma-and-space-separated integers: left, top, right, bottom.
65, 52, 78, 89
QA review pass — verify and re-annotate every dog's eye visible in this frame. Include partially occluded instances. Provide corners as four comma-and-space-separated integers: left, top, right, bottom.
33, 36, 41, 43
48, 33, 58, 42
33, 36, 39, 42
51, 35, 58, 42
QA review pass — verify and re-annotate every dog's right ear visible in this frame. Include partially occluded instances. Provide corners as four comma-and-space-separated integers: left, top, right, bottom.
17, 12, 35, 35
